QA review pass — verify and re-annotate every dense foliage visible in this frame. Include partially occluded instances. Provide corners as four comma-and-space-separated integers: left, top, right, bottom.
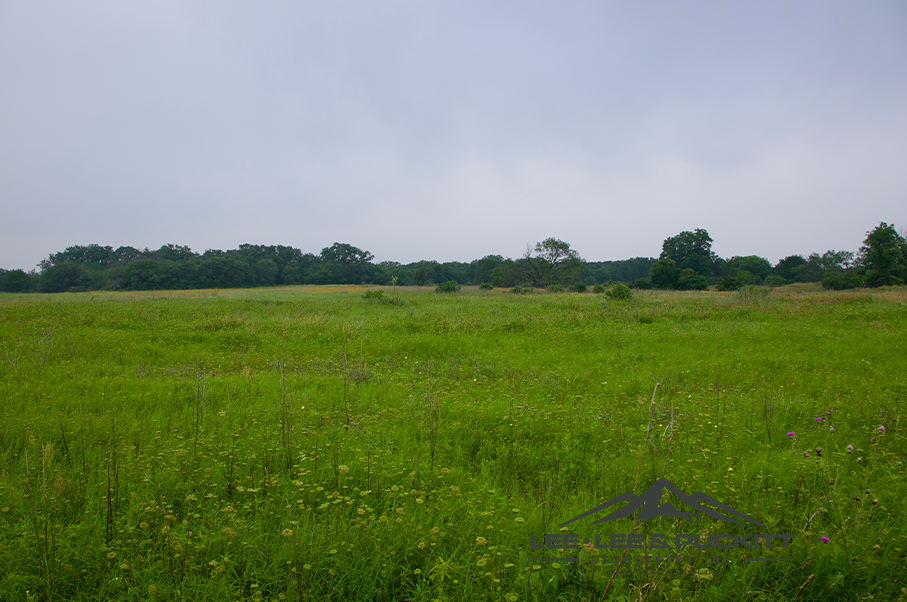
2, 223, 904, 293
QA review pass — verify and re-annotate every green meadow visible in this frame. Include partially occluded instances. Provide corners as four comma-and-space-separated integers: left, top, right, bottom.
1, 285, 905, 601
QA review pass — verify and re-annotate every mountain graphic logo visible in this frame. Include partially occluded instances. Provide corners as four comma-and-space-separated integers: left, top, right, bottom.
558, 478, 765, 528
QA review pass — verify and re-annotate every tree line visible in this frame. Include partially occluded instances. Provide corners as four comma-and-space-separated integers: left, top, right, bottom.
1, 223, 904, 293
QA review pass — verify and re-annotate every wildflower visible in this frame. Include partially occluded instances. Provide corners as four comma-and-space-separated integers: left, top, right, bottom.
786, 432, 795, 437
821, 536, 830, 543
803, 451, 810, 458
282, 529, 293, 538
815, 448, 823, 457
148, 584, 157, 596
873, 544, 881, 550
515, 517, 525, 523
815, 417, 822, 422
396, 508, 405, 515
872, 499, 878, 505
338, 465, 350, 474
475, 537, 487, 546
870, 437, 877, 444
829, 427, 835, 433
878, 425, 886, 433
846, 445, 853, 453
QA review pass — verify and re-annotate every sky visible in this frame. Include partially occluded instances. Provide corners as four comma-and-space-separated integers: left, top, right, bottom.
2, 1, 906, 271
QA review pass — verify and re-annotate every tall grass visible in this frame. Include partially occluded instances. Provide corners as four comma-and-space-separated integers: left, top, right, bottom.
0, 286, 905, 601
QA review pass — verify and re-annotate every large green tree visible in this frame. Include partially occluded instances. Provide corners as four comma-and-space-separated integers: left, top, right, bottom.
858, 222, 906, 287
649, 258, 680, 289
660, 229, 719, 278
522, 238, 582, 287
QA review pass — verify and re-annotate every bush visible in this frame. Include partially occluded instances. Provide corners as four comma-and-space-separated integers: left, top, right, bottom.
822, 273, 865, 290
764, 275, 788, 287
479, 282, 494, 290
362, 289, 385, 300
605, 283, 633, 300
511, 285, 522, 294
569, 282, 588, 293
546, 284, 563, 293
633, 278, 652, 290
592, 284, 606, 294
435, 281, 462, 293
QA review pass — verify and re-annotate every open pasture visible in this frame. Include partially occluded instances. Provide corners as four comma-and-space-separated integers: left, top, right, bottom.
1, 286, 905, 601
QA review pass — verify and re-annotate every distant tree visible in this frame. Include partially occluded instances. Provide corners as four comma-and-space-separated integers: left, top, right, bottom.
794, 250, 855, 283
121, 259, 163, 290
253, 259, 278, 287
320, 243, 374, 265
723, 256, 772, 284
413, 268, 427, 286
858, 222, 906, 287
649, 258, 680, 289
151, 244, 196, 262
583, 257, 656, 284
0, 269, 35, 292
676, 268, 708, 290
472, 255, 504, 285
489, 259, 525, 288
40, 262, 88, 292
40, 244, 116, 270
660, 229, 719, 279
522, 238, 583, 287
774, 255, 808, 282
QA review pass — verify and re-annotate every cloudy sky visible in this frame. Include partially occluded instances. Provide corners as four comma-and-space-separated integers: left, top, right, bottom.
2, 1, 905, 271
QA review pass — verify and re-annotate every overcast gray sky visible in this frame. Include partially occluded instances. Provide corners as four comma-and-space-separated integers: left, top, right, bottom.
2, 1, 905, 271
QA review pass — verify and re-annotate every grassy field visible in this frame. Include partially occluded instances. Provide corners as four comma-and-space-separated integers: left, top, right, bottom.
1, 285, 905, 601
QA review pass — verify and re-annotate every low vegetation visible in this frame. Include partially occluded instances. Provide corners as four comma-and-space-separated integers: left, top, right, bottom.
0, 285, 905, 601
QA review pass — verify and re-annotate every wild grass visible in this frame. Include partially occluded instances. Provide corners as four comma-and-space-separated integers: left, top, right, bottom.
0, 285, 905, 601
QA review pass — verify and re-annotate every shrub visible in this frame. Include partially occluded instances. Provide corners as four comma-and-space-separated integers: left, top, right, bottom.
605, 283, 633, 300
362, 289, 385, 300
435, 281, 462, 293
592, 284, 606, 294
546, 284, 563, 293
569, 282, 588, 293
764, 275, 788, 287
822, 273, 865, 290
633, 278, 652, 290
479, 282, 494, 290
511, 286, 522, 294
